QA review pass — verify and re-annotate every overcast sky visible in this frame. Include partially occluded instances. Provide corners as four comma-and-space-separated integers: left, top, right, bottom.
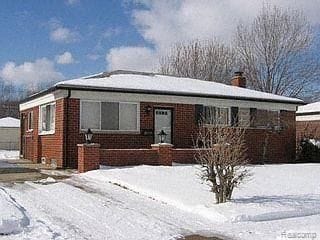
0, 0, 319, 89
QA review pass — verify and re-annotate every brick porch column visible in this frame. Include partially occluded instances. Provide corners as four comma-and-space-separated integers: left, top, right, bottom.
151, 143, 173, 166
77, 143, 100, 173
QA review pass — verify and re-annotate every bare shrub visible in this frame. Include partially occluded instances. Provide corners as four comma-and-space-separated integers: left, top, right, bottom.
195, 117, 250, 204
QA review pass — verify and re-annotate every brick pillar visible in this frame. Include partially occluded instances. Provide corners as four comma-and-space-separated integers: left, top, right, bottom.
77, 143, 100, 173
151, 143, 173, 166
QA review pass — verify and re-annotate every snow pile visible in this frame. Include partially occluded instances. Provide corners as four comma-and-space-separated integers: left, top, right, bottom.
0, 150, 19, 160
309, 139, 320, 148
84, 164, 320, 224
35, 177, 57, 185
0, 151, 20, 168
0, 188, 28, 235
0, 117, 20, 128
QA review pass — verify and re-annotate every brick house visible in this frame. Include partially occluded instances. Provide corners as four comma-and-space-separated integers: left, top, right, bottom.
19, 70, 303, 169
296, 101, 320, 141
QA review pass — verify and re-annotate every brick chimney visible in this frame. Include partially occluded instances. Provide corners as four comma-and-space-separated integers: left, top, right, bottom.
231, 71, 246, 88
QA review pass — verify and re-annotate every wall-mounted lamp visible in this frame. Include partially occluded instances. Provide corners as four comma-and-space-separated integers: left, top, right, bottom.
158, 129, 167, 143
85, 128, 93, 144
145, 105, 152, 114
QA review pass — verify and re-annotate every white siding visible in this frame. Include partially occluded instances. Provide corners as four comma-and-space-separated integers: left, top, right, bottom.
0, 127, 20, 150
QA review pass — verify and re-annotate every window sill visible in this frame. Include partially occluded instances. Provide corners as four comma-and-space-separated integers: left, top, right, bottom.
80, 129, 140, 135
26, 129, 33, 133
39, 130, 55, 136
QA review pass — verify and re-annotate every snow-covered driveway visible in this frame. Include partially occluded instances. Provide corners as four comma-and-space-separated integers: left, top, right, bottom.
0, 176, 220, 240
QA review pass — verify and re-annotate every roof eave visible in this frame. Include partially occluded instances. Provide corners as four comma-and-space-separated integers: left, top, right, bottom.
56, 84, 304, 105
19, 86, 58, 104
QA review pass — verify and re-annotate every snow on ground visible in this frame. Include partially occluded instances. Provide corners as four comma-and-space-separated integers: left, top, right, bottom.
83, 163, 320, 239
0, 150, 20, 168
0, 163, 319, 239
0, 179, 217, 240
0, 150, 19, 160
0, 187, 28, 235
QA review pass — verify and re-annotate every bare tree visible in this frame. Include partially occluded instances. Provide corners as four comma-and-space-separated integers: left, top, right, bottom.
160, 40, 238, 84
195, 117, 250, 204
235, 4, 319, 97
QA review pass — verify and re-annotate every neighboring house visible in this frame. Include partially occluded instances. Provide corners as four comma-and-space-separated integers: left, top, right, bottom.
19, 70, 303, 168
0, 117, 20, 150
296, 101, 320, 140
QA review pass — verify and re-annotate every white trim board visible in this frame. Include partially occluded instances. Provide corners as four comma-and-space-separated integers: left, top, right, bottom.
20, 89, 299, 112
296, 114, 320, 121
19, 89, 68, 111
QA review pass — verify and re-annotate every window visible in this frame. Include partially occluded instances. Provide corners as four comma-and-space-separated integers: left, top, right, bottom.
238, 108, 251, 127
251, 109, 280, 128
39, 103, 55, 134
81, 101, 100, 130
27, 111, 33, 131
203, 106, 229, 125
80, 101, 139, 132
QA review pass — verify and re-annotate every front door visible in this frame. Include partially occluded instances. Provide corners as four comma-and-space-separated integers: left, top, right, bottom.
154, 109, 172, 144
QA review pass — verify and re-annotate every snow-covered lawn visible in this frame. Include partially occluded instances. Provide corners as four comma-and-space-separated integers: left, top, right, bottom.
83, 163, 320, 239
0, 162, 319, 239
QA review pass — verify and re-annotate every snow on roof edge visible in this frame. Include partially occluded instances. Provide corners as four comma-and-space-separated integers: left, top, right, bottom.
0, 117, 20, 128
54, 70, 303, 105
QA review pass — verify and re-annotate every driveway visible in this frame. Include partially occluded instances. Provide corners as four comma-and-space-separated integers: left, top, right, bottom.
0, 151, 229, 239
0, 150, 74, 183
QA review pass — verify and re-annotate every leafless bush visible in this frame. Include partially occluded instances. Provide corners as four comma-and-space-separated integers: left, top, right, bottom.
195, 117, 250, 204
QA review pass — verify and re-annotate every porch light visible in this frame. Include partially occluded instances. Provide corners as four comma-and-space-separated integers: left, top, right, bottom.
85, 128, 93, 144
158, 129, 167, 143
145, 105, 152, 114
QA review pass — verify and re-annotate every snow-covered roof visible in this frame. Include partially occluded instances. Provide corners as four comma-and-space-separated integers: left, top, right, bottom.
297, 101, 320, 114
54, 71, 303, 104
0, 117, 20, 128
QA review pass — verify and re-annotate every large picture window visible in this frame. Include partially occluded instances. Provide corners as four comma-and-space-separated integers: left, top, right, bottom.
80, 101, 139, 132
251, 109, 280, 128
39, 102, 55, 134
203, 106, 230, 125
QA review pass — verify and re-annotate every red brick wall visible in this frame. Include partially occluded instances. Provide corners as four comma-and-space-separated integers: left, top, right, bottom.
100, 149, 159, 166
78, 144, 100, 173
21, 96, 297, 167
245, 110, 296, 163
172, 149, 197, 164
64, 99, 197, 168
296, 120, 320, 141
20, 99, 65, 167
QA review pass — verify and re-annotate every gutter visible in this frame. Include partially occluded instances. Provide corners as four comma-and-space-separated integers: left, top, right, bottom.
296, 111, 320, 116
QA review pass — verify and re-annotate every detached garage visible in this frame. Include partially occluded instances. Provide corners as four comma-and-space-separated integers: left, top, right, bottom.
0, 117, 20, 150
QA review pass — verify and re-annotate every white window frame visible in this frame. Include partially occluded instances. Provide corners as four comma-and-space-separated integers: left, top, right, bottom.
27, 111, 33, 131
39, 102, 56, 135
80, 100, 140, 133
203, 105, 231, 126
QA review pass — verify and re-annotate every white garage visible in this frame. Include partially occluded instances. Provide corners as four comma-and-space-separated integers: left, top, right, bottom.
0, 117, 20, 150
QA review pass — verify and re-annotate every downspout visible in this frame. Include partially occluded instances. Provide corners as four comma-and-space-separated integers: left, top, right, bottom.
63, 89, 71, 168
